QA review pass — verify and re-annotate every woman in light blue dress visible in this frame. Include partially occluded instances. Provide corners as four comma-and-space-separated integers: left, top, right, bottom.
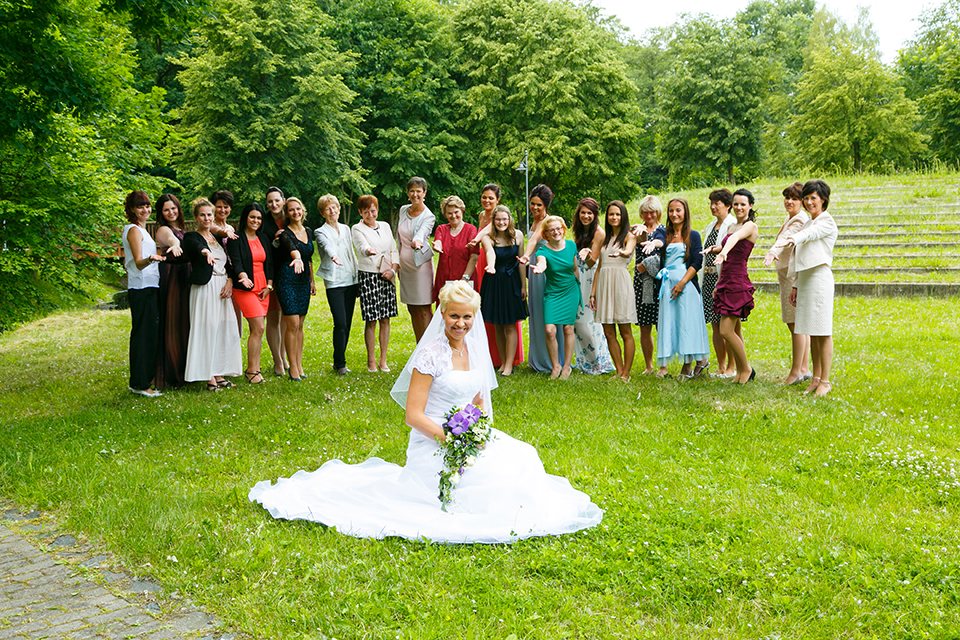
571, 198, 614, 375
656, 198, 710, 378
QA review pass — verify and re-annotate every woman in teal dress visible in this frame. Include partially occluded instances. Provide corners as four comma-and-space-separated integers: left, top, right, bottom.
532, 215, 580, 379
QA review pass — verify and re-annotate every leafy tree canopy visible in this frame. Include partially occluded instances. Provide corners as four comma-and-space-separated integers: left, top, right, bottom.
898, 0, 960, 162
174, 0, 367, 214
319, 0, 469, 220
656, 14, 765, 186
790, 8, 926, 173
452, 0, 645, 220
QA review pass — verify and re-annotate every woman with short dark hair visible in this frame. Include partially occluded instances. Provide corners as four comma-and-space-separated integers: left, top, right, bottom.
262, 186, 288, 376
519, 184, 562, 373
763, 182, 811, 384
784, 179, 838, 396
397, 176, 435, 342
122, 191, 165, 397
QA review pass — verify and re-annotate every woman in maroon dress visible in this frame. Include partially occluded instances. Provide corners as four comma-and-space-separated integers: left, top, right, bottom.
431, 195, 479, 303
703, 188, 759, 384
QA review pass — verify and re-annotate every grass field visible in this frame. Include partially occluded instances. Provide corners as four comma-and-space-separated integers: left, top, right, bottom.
2, 289, 959, 638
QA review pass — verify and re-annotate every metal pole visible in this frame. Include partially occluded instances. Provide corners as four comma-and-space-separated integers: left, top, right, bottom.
524, 150, 529, 234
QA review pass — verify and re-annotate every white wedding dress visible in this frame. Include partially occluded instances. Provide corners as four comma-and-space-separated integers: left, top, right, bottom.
249, 334, 603, 544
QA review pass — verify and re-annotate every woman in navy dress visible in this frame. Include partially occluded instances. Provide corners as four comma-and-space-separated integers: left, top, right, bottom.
479, 205, 527, 375
276, 197, 316, 381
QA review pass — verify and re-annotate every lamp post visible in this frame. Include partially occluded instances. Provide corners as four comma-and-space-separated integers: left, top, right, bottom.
515, 150, 529, 233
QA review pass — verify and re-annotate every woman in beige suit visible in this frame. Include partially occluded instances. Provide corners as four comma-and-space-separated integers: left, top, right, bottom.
764, 182, 811, 385
785, 179, 838, 397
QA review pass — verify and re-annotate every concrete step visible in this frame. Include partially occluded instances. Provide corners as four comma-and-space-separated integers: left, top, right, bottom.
753, 281, 960, 297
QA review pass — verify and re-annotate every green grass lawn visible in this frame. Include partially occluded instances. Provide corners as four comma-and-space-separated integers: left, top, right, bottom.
2, 292, 959, 639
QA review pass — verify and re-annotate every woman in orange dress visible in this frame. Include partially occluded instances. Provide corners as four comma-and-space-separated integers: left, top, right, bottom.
227, 203, 274, 383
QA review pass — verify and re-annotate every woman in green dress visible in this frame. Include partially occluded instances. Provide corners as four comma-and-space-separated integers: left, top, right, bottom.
532, 215, 580, 379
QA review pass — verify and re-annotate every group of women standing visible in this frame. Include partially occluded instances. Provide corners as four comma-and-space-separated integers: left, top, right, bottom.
123, 178, 838, 398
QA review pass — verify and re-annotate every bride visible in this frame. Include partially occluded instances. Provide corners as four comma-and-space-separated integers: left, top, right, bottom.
249, 281, 602, 543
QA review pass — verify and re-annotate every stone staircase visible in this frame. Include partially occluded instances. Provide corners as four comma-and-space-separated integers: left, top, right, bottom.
741, 176, 960, 296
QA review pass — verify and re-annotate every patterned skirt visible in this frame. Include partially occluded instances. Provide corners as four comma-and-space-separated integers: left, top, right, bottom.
358, 270, 399, 322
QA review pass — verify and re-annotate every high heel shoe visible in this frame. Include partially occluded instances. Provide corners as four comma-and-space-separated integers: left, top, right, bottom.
244, 370, 264, 384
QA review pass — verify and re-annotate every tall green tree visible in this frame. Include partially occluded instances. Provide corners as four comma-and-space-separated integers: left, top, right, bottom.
736, 0, 815, 176
0, 0, 171, 330
174, 0, 367, 211
898, 0, 960, 163
656, 15, 765, 186
790, 9, 926, 173
319, 0, 469, 219
451, 0, 645, 218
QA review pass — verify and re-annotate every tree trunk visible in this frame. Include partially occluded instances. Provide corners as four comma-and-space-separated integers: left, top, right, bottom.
853, 140, 861, 173
727, 158, 734, 184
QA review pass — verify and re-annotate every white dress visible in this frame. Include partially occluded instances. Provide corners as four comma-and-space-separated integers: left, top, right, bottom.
248, 335, 603, 544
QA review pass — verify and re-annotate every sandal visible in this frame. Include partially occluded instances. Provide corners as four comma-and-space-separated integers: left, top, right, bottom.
245, 370, 264, 384
206, 382, 221, 392
815, 380, 832, 397
217, 379, 234, 389
693, 360, 709, 378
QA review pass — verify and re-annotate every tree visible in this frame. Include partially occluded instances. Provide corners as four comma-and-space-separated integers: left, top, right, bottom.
174, 0, 367, 211
735, 0, 815, 176
318, 0, 470, 220
620, 30, 672, 190
898, 0, 960, 163
451, 0, 645, 219
656, 15, 765, 186
0, 0, 171, 330
789, 9, 926, 173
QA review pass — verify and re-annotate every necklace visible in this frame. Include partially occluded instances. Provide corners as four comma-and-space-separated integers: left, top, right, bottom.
450, 343, 465, 357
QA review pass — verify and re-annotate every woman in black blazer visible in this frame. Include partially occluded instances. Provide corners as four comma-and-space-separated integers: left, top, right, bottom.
226, 203, 275, 384
182, 198, 243, 390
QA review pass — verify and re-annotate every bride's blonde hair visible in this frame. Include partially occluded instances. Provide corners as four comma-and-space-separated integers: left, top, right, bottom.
438, 281, 480, 313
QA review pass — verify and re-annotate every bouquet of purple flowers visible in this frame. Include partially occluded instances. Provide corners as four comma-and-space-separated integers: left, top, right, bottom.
437, 403, 493, 510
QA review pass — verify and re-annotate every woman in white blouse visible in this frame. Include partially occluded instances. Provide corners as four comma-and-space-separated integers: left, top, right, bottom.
352, 194, 400, 372
315, 194, 360, 375
784, 179, 839, 397
764, 182, 811, 385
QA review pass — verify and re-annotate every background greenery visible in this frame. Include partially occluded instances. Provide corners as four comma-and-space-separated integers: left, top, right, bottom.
2, 0, 959, 330
2, 290, 959, 638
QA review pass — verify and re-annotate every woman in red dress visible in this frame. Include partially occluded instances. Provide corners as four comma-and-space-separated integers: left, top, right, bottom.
227, 203, 274, 383
431, 195, 479, 302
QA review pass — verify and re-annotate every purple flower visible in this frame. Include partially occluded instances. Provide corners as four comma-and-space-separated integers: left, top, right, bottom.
448, 410, 470, 435
464, 404, 482, 424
